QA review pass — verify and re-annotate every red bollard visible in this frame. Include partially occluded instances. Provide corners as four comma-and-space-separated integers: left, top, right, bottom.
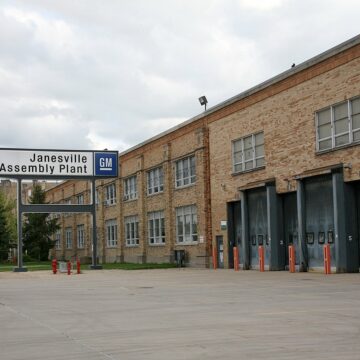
323, 244, 331, 274
258, 246, 265, 272
212, 247, 217, 270
52, 259, 57, 274
233, 247, 239, 271
67, 261, 71, 275
288, 245, 295, 273
76, 259, 81, 274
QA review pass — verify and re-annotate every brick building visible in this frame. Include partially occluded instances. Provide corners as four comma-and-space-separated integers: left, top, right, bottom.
47, 35, 360, 272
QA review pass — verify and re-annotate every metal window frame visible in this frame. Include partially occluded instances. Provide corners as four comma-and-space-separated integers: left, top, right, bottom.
125, 215, 139, 246
148, 210, 165, 244
175, 205, 197, 244
175, 156, 196, 188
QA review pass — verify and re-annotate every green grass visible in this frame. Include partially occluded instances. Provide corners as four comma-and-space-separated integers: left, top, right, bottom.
0, 261, 51, 272
0, 261, 176, 272
100, 262, 177, 270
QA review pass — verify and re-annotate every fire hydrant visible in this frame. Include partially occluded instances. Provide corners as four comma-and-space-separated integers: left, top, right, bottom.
76, 259, 81, 274
52, 259, 57, 274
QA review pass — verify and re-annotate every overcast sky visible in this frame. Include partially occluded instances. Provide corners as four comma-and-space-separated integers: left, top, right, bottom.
0, 0, 359, 152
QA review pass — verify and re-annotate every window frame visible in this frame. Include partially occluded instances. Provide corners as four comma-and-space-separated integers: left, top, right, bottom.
65, 227, 72, 249
105, 219, 118, 248
123, 176, 137, 201
316, 96, 360, 152
232, 131, 265, 173
125, 215, 139, 247
105, 183, 116, 205
147, 167, 164, 195
175, 205, 198, 244
148, 210, 165, 245
77, 224, 85, 249
55, 230, 61, 249
175, 155, 196, 188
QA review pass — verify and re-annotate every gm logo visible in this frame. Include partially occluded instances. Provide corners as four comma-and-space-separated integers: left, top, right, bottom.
94, 152, 118, 177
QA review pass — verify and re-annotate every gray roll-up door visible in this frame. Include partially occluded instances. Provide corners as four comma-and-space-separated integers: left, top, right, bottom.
248, 188, 268, 268
305, 175, 334, 268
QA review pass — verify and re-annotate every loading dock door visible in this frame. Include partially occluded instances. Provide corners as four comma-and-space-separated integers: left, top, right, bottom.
305, 176, 334, 269
283, 193, 299, 266
248, 189, 268, 268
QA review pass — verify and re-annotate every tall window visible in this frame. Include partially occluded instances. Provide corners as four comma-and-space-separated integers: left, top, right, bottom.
65, 228, 72, 249
125, 215, 139, 246
77, 224, 85, 249
77, 193, 84, 204
106, 219, 118, 248
175, 156, 196, 188
105, 183, 116, 205
55, 230, 61, 249
124, 176, 137, 201
148, 211, 165, 245
316, 97, 360, 151
147, 167, 164, 195
176, 205, 197, 243
232, 132, 264, 173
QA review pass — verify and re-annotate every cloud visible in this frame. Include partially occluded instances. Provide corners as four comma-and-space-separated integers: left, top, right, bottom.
0, 0, 359, 152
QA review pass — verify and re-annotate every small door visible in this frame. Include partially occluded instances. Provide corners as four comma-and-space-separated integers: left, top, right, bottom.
248, 189, 268, 268
216, 235, 224, 268
283, 193, 299, 266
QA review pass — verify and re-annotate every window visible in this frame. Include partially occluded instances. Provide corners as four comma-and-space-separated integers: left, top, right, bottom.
65, 228, 72, 249
148, 211, 165, 245
77, 194, 84, 204
147, 167, 164, 195
175, 156, 196, 188
125, 215, 139, 246
316, 97, 360, 151
55, 230, 61, 249
106, 219, 118, 248
95, 189, 99, 205
105, 183, 116, 205
232, 132, 264, 173
176, 205, 197, 243
77, 224, 85, 249
124, 176, 137, 201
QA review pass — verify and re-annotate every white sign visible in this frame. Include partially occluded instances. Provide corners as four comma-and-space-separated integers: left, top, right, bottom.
0, 150, 93, 177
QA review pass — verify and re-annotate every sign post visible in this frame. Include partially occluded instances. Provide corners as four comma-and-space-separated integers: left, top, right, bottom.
0, 148, 119, 272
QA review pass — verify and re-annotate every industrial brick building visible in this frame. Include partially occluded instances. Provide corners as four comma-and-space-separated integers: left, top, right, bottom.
47, 35, 360, 272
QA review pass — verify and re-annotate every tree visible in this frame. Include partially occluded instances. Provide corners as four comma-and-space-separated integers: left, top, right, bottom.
0, 190, 17, 261
23, 183, 60, 261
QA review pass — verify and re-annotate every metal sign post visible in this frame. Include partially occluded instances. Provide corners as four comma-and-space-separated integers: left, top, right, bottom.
0, 148, 118, 272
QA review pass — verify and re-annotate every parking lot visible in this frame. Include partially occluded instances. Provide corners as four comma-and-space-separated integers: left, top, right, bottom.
1, 268, 360, 360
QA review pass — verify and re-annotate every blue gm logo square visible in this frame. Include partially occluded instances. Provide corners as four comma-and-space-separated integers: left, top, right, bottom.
94, 152, 118, 177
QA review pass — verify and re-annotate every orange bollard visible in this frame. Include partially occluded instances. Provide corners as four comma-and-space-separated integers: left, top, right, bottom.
76, 259, 81, 274
258, 245, 265, 272
67, 261, 71, 275
288, 245, 295, 273
323, 244, 331, 274
212, 247, 217, 270
233, 247, 239, 271
52, 259, 57, 274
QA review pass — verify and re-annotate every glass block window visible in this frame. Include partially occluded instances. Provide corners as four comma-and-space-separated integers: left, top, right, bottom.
125, 215, 139, 246
147, 167, 164, 195
176, 205, 197, 243
316, 97, 360, 151
175, 156, 196, 188
232, 132, 265, 173
148, 211, 165, 245
106, 219, 118, 248
124, 176, 137, 201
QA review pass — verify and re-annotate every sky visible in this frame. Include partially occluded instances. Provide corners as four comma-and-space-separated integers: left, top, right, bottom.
0, 0, 359, 152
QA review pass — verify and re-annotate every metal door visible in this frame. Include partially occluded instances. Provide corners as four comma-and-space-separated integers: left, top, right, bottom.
305, 176, 334, 268
283, 193, 299, 265
248, 189, 268, 268
216, 235, 224, 268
